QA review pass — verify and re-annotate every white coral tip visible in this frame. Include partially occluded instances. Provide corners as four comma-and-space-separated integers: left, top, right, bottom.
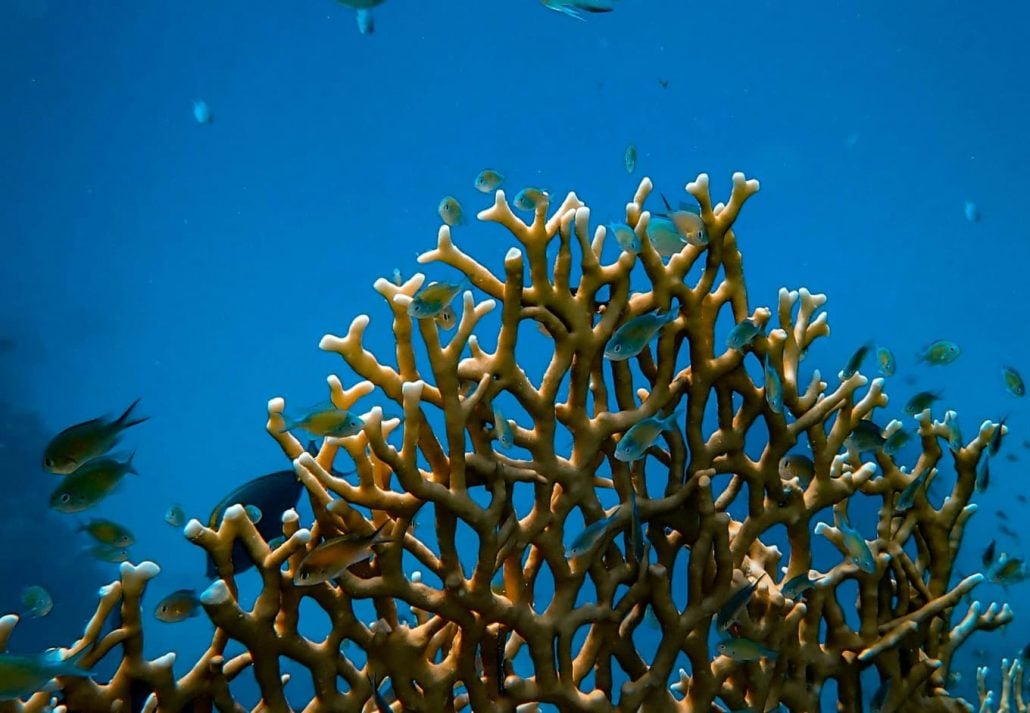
200, 579, 231, 606
184, 519, 204, 539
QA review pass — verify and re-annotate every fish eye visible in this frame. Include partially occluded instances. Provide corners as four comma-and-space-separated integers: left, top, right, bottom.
614, 344, 622, 352
60, 493, 71, 503
43, 457, 52, 467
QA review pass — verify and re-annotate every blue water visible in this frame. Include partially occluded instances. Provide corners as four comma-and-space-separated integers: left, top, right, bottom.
2, 0, 1028, 709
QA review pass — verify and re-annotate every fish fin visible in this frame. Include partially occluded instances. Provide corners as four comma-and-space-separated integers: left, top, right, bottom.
660, 192, 673, 211
54, 647, 94, 676
125, 451, 139, 475
115, 398, 149, 431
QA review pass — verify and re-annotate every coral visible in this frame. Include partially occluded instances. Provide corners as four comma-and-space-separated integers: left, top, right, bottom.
0, 173, 1013, 712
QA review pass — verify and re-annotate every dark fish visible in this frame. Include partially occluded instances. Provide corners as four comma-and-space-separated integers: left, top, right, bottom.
997, 510, 1009, 521
369, 674, 391, 713
982, 540, 997, 569
842, 342, 873, 378
989, 417, 1008, 457
1018, 494, 1028, 504
845, 420, 885, 453
975, 453, 990, 493
716, 573, 767, 632
43, 398, 148, 474
496, 628, 510, 695
206, 470, 303, 577
1000, 524, 1020, 540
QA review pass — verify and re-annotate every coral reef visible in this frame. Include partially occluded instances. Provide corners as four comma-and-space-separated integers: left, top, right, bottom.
0, 173, 1013, 712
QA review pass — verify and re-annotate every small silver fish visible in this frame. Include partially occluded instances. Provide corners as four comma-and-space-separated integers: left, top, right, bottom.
21, 586, 52, 618
918, 339, 960, 365
540, 0, 615, 20
513, 187, 548, 211
493, 405, 514, 449
474, 169, 504, 193
1002, 366, 1025, 397
615, 410, 680, 462
164, 503, 185, 528
624, 144, 637, 173
154, 589, 201, 623
565, 514, 616, 559
438, 196, 465, 226
715, 637, 778, 661
604, 309, 678, 361
193, 100, 213, 125
607, 222, 640, 255
726, 319, 762, 351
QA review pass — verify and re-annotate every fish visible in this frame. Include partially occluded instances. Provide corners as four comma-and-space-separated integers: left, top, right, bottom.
565, 514, 616, 559
895, 469, 930, 512
192, 100, 213, 125
164, 503, 185, 528
43, 398, 148, 474
988, 417, 1008, 457
294, 522, 393, 585
434, 304, 457, 330
604, 308, 678, 361
87, 544, 131, 563
278, 405, 364, 438
764, 362, 783, 414
369, 674, 392, 713
882, 428, 912, 456
540, 0, 616, 20
408, 280, 468, 320
244, 505, 263, 524
492, 405, 514, 449
336, 0, 384, 34
607, 222, 640, 255
964, 200, 980, 223
624, 144, 637, 173
154, 589, 201, 622
0, 648, 92, 700
839, 517, 876, 573
975, 453, 990, 493
876, 346, 896, 377
841, 342, 873, 378
645, 216, 690, 257
943, 411, 963, 453
614, 410, 681, 462
21, 586, 52, 618
726, 319, 762, 351
1000, 524, 1020, 540
49, 454, 139, 513
716, 573, 767, 632
206, 470, 304, 577
513, 187, 548, 211
658, 194, 708, 247
982, 540, 997, 569
989, 555, 1026, 586
474, 169, 505, 193
870, 679, 891, 713
355, 9, 374, 34
495, 628, 510, 695
917, 340, 960, 366
778, 454, 814, 486
626, 489, 646, 563
78, 519, 135, 547
904, 390, 942, 416
437, 196, 464, 227
844, 420, 885, 454
780, 573, 817, 599
715, 637, 778, 662
1002, 366, 1025, 397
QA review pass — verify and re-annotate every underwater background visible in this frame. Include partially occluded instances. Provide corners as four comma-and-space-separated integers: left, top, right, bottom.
1, 0, 1027, 709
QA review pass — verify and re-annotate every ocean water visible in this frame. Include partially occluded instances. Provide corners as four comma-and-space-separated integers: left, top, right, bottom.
1, 1, 1027, 710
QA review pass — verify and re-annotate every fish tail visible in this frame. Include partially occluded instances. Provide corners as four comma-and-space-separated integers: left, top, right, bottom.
54, 647, 94, 677
115, 398, 148, 431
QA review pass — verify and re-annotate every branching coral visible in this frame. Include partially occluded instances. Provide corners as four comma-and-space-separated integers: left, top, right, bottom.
0, 173, 1013, 712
